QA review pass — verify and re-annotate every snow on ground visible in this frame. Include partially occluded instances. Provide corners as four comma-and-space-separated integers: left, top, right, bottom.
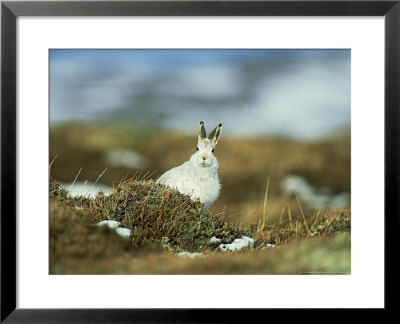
60, 181, 113, 198
51, 49, 350, 140
96, 220, 131, 239
280, 175, 350, 209
219, 236, 255, 252
115, 228, 132, 238
209, 236, 275, 251
208, 236, 222, 245
177, 252, 204, 259
96, 220, 120, 229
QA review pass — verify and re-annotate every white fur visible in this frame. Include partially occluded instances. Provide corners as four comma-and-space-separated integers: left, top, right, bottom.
156, 123, 222, 208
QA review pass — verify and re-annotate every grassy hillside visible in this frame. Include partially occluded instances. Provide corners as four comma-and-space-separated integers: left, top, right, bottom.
50, 178, 350, 274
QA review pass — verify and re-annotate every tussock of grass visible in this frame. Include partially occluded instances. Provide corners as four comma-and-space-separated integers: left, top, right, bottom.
50, 178, 248, 253
89, 178, 249, 251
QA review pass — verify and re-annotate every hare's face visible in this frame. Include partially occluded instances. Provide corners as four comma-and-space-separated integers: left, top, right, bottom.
190, 121, 221, 168
191, 139, 216, 168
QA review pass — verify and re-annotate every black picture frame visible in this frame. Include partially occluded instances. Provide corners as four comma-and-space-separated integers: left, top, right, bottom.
1, 0, 398, 321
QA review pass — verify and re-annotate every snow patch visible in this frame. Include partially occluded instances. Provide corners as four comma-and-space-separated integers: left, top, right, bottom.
208, 236, 222, 245
280, 175, 350, 209
219, 235, 255, 252
96, 220, 120, 229
115, 227, 131, 238
177, 252, 204, 259
60, 181, 113, 198
96, 220, 131, 239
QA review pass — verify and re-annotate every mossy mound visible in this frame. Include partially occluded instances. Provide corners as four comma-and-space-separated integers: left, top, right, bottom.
50, 178, 249, 252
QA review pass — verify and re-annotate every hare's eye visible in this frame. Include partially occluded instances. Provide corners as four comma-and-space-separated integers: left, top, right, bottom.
212, 149, 215, 153
196, 147, 199, 151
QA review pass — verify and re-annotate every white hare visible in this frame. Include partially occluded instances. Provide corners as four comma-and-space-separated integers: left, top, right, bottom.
156, 122, 222, 208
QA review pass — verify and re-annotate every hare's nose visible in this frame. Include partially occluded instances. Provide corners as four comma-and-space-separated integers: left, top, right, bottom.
202, 156, 206, 161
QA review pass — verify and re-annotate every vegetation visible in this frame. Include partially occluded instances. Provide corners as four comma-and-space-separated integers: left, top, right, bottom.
49, 122, 351, 274
49, 122, 350, 223
50, 178, 248, 253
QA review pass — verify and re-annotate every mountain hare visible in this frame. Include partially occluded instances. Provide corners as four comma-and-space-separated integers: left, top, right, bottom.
156, 121, 222, 208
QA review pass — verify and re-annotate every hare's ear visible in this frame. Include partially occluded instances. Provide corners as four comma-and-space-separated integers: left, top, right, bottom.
198, 121, 207, 142
208, 123, 222, 145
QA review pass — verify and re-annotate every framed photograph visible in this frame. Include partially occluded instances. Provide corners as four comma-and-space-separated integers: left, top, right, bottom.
1, 0, 398, 321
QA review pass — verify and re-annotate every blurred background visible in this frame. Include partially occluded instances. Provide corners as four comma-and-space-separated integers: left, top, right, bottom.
50, 49, 351, 226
